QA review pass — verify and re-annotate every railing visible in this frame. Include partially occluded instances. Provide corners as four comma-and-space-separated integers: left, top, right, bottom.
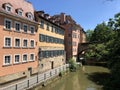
0, 64, 69, 90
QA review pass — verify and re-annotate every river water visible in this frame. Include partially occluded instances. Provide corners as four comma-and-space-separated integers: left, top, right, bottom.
32, 66, 110, 90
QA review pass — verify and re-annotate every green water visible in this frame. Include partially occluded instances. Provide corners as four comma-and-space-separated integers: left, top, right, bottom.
33, 66, 110, 90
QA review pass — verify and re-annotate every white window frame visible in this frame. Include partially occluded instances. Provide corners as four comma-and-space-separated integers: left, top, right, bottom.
17, 9, 23, 16
22, 54, 28, 62
30, 53, 35, 61
23, 24, 28, 33
30, 26, 35, 34
14, 54, 20, 64
27, 12, 33, 20
4, 36, 12, 47
3, 54, 12, 65
14, 37, 21, 47
14, 21, 21, 32
5, 3, 12, 12
22, 38, 28, 48
30, 39, 35, 48
4, 18, 12, 30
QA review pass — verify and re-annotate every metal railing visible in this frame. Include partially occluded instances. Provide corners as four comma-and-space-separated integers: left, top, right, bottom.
0, 64, 69, 90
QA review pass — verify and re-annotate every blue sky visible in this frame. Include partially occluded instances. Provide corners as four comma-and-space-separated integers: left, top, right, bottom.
28, 0, 120, 31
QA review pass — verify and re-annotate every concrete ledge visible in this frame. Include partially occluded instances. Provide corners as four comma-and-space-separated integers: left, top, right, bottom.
0, 71, 27, 85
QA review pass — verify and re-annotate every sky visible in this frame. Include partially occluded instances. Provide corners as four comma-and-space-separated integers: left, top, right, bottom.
28, 0, 120, 31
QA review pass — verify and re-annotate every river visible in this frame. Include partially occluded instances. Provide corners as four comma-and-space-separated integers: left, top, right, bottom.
32, 66, 110, 90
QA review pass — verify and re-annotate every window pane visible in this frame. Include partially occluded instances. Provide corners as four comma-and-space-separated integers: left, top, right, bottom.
5, 20, 11, 30
23, 25, 27, 33
23, 54, 27, 62
30, 54, 34, 61
15, 55, 20, 63
15, 39, 20, 47
23, 40, 27, 47
15, 23, 20, 31
5, 38, 11, 47
5, 56, 11, 64
30, 27, 34, 34
30, 40, 34, 47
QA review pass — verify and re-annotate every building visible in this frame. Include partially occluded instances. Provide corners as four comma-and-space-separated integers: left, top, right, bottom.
50, 13, 86, 61
0, 0, 38, 84
35, 11, 65, 72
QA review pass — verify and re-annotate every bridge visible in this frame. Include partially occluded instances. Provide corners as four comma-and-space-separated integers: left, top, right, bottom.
77, 41, 101, 62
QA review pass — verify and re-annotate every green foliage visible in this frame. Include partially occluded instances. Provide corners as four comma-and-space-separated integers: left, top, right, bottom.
86, 12, 120, 90
86, 29, 94, 42
68, 58, 77, 72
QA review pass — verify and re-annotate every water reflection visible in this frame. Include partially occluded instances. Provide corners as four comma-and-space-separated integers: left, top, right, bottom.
32, 66, 109, 90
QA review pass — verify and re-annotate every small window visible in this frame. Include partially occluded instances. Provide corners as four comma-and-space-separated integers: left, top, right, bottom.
17, 9, 23, 16
15, 21, 21, 32
30, 54, 35, 61
39, 34, 46, 42
30, 40, 34, 48
23, 39, 28, 48
4, 3, 12, 12
14, 38, 20, 47
30, 26, 35, 34
4, 37, 12, 47
14, 54, 20, 63
4, 18, 12, 30
46, 23, 49, 30
27, 12, 33, 20
22, 54, 27, 62
4, 55, 11, 65
40, 20, 44, 28
23, 24, 28, 33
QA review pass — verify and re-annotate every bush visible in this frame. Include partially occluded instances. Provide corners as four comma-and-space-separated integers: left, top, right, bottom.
68, 58, 77, 72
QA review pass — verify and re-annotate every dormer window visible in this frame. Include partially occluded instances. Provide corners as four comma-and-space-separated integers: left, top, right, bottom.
3, 3, 12, 12
16, 9, 23, 16
26, 12, 33, 20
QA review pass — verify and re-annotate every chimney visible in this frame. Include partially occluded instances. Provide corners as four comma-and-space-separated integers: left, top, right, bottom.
60, 13, 66, 24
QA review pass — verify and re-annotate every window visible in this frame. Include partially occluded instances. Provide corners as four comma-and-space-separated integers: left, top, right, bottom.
27, 12, 33, 20
14, 38, 20, 47
17, 9, 23, 16
40, 34, 46, 42
30, 26, 35, 34
4, 3, 12, 12
4, 37, 12, 47
46, 23, 49, 30
4, 55, 11, 65
30, 40, 34, 48
23, 24, 28, 33
15, 21, 21, 32
40, 20, 44, 28
30, 54, 35, 61
23, 39, 28, 47
46, 36, 49, 42
14, 54, 20, 63
22, 54, 27, 62
4, 18, 12, 30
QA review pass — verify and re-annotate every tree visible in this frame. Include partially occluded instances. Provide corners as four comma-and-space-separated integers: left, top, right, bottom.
86, 29, 94, 42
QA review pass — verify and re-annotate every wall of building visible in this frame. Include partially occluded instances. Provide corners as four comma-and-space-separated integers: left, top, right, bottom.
0, 0, 38, 84
37, 16, 65, 72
